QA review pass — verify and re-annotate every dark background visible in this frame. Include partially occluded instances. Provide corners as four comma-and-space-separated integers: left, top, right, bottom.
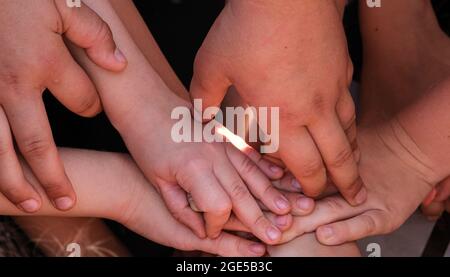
41, 0, 450, 256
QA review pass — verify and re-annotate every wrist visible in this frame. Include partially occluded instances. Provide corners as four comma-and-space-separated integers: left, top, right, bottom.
370, 118, 441, 187
101, 153, 148, 223
111, 82, 191, 135
229, 0, 343, 14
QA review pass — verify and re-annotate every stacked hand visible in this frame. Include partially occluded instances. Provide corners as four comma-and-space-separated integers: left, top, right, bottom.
191, 0, 365, 206
0, 0, 126, 212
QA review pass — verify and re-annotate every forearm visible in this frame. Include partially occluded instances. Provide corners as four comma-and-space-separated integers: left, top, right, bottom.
69, 0, 187, 133
109, 0, 188, 100
396, 78, 450, 183
0, 149, 137, 221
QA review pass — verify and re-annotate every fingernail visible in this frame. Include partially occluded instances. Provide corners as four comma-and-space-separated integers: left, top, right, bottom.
275, 196, 290, 210
319, 226, 334, 240
270, 164, 282, 173
114, 48, 127, 63
275, 215, 289, 226
291, 179, 302, 191
54, 197, 74, 211
18, 199, 40, 213
266, 226, 281, 241
354, 187, 367, 205
249, 243, 266, 255
296, 197, 313, 211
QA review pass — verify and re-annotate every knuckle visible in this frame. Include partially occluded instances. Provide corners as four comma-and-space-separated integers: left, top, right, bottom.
239, 156, 258, 176
341, 109, 356, 131
322, 197, 345, 214
41, 181, 68, 197
212, 199, 232, 215
230, 180, 250, 202
90, 21, 113, 46
299, 159, 324, 178
311, 92, 330, 114
20, 136, 53, 158
0, 183, 29, 202
328, 147, 354, 169
359, 214, 377, 235
0, 141, 11, 157
73, 94, 100, 116
253, 214, 266, 228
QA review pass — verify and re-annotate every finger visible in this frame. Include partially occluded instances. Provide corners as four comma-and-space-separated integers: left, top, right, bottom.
316, 210, 387, 245
265, 213, 293, 231
281, 192, 315, 216
226, 144, 291, 215
54, 0, 127, 72
159, 183, 206, 238
279, 126, 327, 197
274, 172, 302, 193
421, 201, 445, 221
213, 158, 282, 244
309, 115, 366, 206
0, 107, 41, 212
240, 146, 284, 180
422, 188, 437, 206
337, 93, 360, 162
336, 92, 357, 140
199, 232, 266, 257
278, 195, 366, 244
225, 212, 293, 232
46, 39, 101, 117
181, 170, 232, 239
3, 96, 76, 211
190, 50, 230, 120
224, 215, 250, 232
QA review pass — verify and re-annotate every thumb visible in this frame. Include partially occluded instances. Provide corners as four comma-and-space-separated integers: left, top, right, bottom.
190, 50, 230, 122
55, 0, 127, 72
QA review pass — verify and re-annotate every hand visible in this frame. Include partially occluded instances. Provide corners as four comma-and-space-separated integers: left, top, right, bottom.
118, 176, 268, 257
190, 0, 365, 205
0, 0, 126, 212
267, 120, 440, 245
117, 90, 293, 245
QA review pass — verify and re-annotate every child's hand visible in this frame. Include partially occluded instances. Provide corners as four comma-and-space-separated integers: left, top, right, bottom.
118, 171, 267, 257
263, 120, 440, 245
0, 0, 126, 212
190, 0, 364, 206
117, 94, 292, 245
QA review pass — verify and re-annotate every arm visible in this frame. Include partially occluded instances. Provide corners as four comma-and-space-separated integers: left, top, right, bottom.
261, 77, 450, 246
190, 0, 365, 206
0, 0, 126, 212
1, 148, 266, 257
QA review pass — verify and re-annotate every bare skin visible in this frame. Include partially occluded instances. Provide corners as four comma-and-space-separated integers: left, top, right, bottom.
358, 0, 450, 219
0, 0, 127, 212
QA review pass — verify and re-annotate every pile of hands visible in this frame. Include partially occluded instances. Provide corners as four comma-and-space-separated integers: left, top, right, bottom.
1, 0, 449, 256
